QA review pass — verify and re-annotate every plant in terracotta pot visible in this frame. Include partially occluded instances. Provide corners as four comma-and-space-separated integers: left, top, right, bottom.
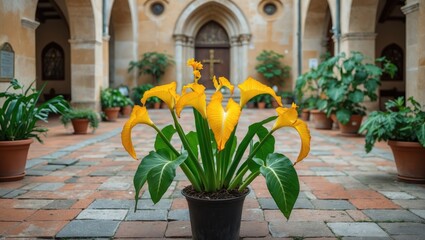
255, 50, 291, 90
60, 108, 100, 134
359, 97, 425, 183
120, 97, 134, 117
318, 51, 396, 135
0, 79, 69, 181
121, 59, 311, 240
132, 83, 154, 106
101, 88, 126, 121
128, 51, 174, 85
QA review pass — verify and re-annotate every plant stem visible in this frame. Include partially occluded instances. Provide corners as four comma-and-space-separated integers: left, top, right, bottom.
238, 171, 260, 192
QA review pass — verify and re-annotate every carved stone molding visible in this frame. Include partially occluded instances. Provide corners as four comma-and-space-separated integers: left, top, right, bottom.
341, 32, 377, 41
239, 34, 251, 43
401, 1, 419, 15
21, 18, 40, 30
68, 39, 102, 46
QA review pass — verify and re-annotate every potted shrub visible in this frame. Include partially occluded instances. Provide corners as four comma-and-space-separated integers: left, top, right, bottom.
128, 52, 174, 85
120, 97, 134, 117
121, 59, 311, 239
255, 50, 291, 90
101, 88, 126, 121
318, 52, 396, 135
60, 108, 100, 134
0, 79, 69, 181
359, 97, 425, 183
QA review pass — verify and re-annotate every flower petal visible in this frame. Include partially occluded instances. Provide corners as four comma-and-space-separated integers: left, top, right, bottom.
141, 82, 178, 109
213, 76, 234, 94
272, 105, 311, 163
121, 105, 154, 159
238, 77, 282, 108
175, 90, 207, 118
207, 91, 241, 151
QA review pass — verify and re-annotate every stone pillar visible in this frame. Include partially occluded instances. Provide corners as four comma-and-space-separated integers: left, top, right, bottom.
402, 1, 423, 105
230, 36, 239, 85
185, 37, 195, 87
68, 39, 103, 110
102, 35, 110, 88
239, 34, 251, 82
173, 34, 185, 92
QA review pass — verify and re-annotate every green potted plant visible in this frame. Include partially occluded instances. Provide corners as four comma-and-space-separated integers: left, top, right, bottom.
101, 88, 126, 121
60, 108, 100, 134
0, 79, 69, 181
132, 83, 153, 106
255, 50, 291, 89
128, 52, 174, 85
317, 51, 396, 135
359, 97, 425, 183
120, 97, 134, 117
121, 59, 311, 239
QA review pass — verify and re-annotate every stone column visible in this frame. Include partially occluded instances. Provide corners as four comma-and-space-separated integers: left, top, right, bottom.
239, 34, 251, 82
402, 1, 423, 105
184, 37, 195, 87
102, 35, 110, 88
68, 39, 103, 110
230, 36, 240, 85
173, 34, 185, 92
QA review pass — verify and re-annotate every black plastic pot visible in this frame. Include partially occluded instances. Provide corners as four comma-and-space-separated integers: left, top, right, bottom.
182, 187, 250, 240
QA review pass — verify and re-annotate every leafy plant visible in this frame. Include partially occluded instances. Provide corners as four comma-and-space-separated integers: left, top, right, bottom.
128, 52, 174, 85
60, 108, 100, 130
121, 59, 311, 219
0, 79, 69, 142
315, 51, 396, 124
255, 50, 291, 88
101, 88, 126, 109
359, 97, 425, 153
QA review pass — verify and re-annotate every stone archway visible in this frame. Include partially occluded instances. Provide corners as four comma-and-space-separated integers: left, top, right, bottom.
173, 0, 251, 91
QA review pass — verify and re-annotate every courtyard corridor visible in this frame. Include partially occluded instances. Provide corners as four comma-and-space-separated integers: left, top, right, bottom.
0, 109, 424, 239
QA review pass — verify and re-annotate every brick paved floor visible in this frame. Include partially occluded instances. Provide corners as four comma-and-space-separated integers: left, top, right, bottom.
1, 109, 424, 239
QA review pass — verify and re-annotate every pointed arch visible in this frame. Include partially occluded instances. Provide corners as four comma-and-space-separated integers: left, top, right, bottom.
173, 0, 251, 91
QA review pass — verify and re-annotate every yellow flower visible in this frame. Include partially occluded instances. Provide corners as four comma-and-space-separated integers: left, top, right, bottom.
187, 58, 203, 70
272, 103, 311, 164
213, 76, 234, 94
121, 105, 155, 160
238, 77, 283, 108
175, 83, 207, 118
207, 91, 241, 151
193, 70, 201, 83
141, 82, 179, 110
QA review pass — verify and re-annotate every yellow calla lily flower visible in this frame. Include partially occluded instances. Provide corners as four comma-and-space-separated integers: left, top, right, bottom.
141, 82, 178, 110
175, 90, 207, 118
213, 76, 234, 94
238, 77, 283, 108
272, 103, 311, 164
121, 105, 155, 160
207, 91, 241, 151
187, 58, 203, 70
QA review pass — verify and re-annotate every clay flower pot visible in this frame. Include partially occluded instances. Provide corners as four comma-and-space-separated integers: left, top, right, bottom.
388, 140, 425, 183
336, 114, 363, 136
0, 139, 33, 181
71, 118, 90, 134
103, 107, 120, 121
310, 109, 332, 129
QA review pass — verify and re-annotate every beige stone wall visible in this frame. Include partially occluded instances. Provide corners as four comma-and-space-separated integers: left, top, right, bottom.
0, 0, 38, 94
416, 1, 425, 106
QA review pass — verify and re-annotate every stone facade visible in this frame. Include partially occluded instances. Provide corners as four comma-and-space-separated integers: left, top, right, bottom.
0, 0, 424, 109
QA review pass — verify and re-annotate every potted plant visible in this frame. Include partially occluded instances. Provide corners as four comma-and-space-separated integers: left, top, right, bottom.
120, 97, 134, 117
101, 88, 126, 121
318, 52, 396, 135
121, 58, 311, 239
128, 52, 174, 85
359, 97, 425, 183
0, 79, 69, 181
255, 50, 291, 90
132, 84, 153, 106
60, 108, 100, 134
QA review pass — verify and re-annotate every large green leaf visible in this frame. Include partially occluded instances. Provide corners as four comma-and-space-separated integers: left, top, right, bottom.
185, 131, 199, 160
417, 123, 425, 147
336, 109, 352, 125
155, 125, 176, 152
147, 151, 188, 203
348, 90, 364, 103
327, 87, 346, 102
254, 126, 275, 160
260, 153, 299, 219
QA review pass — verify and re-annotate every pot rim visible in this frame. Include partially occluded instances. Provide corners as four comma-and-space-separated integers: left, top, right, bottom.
388, 140, 424, 148
181, 187, 250, 202
0, 138, 34, 146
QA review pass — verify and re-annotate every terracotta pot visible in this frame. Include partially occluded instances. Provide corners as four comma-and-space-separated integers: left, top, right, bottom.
120, 105, 132, 117
257, 102, 266, 109
182, 187, 250, 240
271, 99, 280, 108
153, 102, 161, 109
301, 109, 310, 121
246, 102, 255, 109
0, 139, 33, 182
103, 107, 120, 121
310, 110, 333, 129
337, 115, 363, 136
71, 118, 89, 134
388, 140, 425, 183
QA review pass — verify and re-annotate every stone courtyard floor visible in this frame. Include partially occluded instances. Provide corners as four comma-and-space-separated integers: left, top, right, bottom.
1, 109, 425, 239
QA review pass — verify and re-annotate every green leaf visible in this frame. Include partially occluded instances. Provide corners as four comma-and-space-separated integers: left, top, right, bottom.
343, 59, 355, 72
336, 109, 352, 125
348, 90, 364, 103
260, 153, 299, 219
154, 125, 177, 159
327, 87, 345, 102
147, 151, 188, 203
417, 123, 425, 147
254, 126, 275, 160
185, 131, 199, 160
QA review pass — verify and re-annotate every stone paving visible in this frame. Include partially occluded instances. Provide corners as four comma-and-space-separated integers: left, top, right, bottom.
0, 109, 425, 239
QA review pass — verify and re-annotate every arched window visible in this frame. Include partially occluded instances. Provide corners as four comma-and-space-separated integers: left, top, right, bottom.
381, 43, 403, 81
42, 42, 64, 80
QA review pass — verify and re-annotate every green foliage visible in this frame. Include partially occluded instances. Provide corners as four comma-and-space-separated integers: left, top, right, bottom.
313, 52, 396, 124
128, 52, 174, 85
359, 97, 425, 153
131, 84, 160, 106
60, 108, 100, 130
255, 50, 291, 87
101, 88, 127, 108
294, 66, 322, 111
0, 79, 70, 142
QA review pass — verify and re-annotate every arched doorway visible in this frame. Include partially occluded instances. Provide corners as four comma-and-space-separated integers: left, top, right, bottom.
195, 21, 230, 89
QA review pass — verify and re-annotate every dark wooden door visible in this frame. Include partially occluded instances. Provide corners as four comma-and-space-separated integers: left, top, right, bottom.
195, 48, 230, 89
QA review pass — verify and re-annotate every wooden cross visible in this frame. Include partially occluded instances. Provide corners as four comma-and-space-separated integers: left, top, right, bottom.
202, 49, 222, 79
